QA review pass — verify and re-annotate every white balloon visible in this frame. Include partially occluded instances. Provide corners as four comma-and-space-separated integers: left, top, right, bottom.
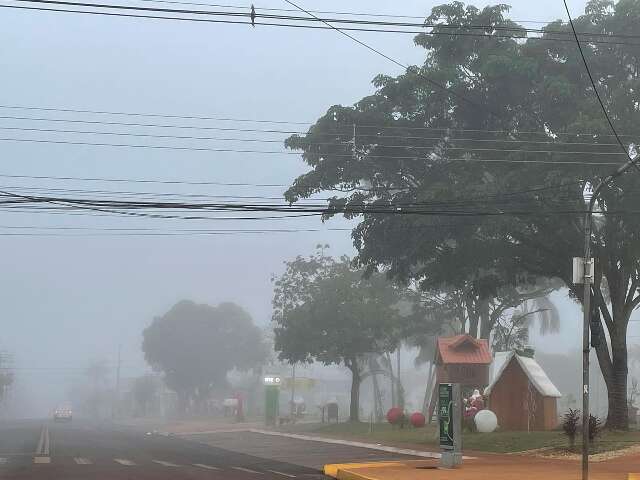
474, 409, 498, 433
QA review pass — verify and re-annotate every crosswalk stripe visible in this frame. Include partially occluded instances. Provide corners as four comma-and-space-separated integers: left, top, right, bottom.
152, 460, 181, 467
113, 458, 137, 466
193, 463, 220, 470
74, 457, 92, 465
267, 470, 296, 478
232, 466, 263, 474
33, 456, 50, 464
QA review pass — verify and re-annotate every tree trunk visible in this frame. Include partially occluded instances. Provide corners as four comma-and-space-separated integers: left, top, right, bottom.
477, 298, 492, 339
347, 358, 361, 422
607, 331, 629, 429
592, 282, 630, 430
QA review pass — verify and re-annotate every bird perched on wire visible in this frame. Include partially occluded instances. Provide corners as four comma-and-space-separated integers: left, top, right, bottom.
250, 4, 256, 27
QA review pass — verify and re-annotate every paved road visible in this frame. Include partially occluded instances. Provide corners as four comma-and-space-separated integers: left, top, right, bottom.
0, 419, 325, 479
184, 430, 423, 469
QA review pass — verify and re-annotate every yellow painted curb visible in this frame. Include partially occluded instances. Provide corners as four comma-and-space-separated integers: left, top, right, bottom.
323, 462, 404, 479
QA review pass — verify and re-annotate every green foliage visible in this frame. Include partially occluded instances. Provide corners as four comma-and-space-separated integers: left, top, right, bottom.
589, 414, 603, 441
283, 0, 640, 429
142, 300, 266, 409
132, 375, 157, 417
272, 253, 405, 366
272, 250, 414, 420
562, 408, 580, 448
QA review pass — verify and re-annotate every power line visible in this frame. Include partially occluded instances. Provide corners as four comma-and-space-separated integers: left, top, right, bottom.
0, 124, 627, 150
0, 103, 311, 126
0, 136, 626, 164
2, 109, 639, 139
282, 0, 502, 119
134, 0, 554, 25
0, 126, 625, 155
563, 0, 637, 174
8, 0, 640, 46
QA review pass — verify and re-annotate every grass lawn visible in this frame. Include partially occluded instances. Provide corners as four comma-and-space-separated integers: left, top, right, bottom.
277, 421, 640, 454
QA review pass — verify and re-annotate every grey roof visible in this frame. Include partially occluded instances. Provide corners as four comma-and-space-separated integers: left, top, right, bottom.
485, 351, 562, 398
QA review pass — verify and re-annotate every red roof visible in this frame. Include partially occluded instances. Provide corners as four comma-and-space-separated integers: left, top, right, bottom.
436, 335, 492, 365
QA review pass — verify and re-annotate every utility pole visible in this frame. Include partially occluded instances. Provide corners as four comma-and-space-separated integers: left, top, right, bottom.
113, 345, 121, 420
396, 345, 402, 409
290, 363, 296, 418
573, 143, 639, 480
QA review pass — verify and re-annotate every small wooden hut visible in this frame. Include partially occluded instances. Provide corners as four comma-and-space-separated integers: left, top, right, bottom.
435, 335, 492, 386
426, 335, 492, 419
485, 351, 561, 431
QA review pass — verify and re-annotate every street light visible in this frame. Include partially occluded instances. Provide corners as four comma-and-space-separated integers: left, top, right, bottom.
575, 142, 639, 480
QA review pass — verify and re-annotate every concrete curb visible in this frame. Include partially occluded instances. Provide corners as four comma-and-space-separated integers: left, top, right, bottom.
247, 429, 447, 459
324, 462, 405, 480
247, 428, 444, 458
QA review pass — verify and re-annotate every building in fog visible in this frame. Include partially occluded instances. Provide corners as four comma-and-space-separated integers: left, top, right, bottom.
485, 351, 561, 431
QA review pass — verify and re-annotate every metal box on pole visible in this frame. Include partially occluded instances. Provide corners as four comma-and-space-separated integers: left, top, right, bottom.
439, 383, 462, 468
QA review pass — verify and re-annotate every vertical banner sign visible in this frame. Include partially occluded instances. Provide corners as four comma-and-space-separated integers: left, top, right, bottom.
439, 383, 454, 449
264, 375, 281, 426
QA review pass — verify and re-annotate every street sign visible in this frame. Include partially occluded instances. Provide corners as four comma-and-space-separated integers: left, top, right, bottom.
438, 383, 462, 468
438, 383, 454, 449
263, 375, 282, 386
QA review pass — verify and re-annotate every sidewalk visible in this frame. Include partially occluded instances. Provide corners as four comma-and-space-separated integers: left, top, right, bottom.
324, 453, 640, 480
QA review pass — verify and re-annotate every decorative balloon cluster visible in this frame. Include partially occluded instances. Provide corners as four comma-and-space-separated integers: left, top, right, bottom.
386, 407, 426, 428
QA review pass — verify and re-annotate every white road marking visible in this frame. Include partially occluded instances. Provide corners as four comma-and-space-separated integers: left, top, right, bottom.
193, 463, 221, 470
74, 457, 92, 464
152, 460, 181, 467
35, 425, 46, 455
248, 429, 478, 459
0, 458, 7, 465
267, 470, 296, 478
43, 426, 50, 456
33, 456, 50, 464
113, 458, 137, 466
232, 466, 263, 474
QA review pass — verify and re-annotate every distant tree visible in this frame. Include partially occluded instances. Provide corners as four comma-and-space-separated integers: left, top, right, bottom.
272, 251, 410, 422
85, 359, 110, 387
132, 375, 157, 417
142, 300, 266, 413
0, 357, 13, 403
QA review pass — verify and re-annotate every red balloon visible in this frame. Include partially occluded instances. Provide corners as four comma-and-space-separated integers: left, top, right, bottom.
386, 407, 403, 424
410, 412, 426, 428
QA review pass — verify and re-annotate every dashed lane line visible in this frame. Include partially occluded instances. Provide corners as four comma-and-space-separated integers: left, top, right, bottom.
42, 426, 50, 456
193, 463, 221, 470
74, 457, 92, 464
152, 460, 181, 467
113, 458, 137, 466
232, 466, 264, 474
0, 458, 7, 465
267, 470, 296, 478
33, 456, 50, 464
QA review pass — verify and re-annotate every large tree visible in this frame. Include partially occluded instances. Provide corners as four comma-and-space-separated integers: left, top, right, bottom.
283, 1, 640, 428
142, 300, 266, 413
272, 251, 411, 421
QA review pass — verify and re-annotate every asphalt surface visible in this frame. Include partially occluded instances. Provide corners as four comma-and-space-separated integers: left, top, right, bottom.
186, 430, 423, 469
0, 419, 325, 479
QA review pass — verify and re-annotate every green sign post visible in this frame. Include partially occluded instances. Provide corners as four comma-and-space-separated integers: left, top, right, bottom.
438, 383, 462, 468
439, 383, 454, 448
264, 375, 281, 426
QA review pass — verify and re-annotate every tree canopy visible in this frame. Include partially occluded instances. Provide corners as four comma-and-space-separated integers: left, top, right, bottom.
142, 300, 266, 412
272, 251, 416, 421
284, 1, 640, 428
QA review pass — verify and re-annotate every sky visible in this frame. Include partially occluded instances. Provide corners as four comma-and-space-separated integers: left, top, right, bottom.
1, 0, 627, 415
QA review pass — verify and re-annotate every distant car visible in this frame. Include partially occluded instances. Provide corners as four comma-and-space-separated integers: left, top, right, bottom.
53, 407, 73, 422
